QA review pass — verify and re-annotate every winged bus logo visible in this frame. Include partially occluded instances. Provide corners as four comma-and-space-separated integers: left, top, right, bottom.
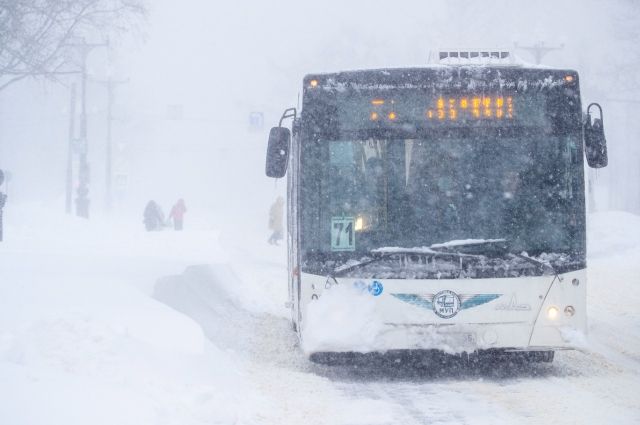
391, 291, 501, 318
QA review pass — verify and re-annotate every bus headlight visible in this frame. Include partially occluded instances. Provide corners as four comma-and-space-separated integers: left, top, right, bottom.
564, 306, 575, 317
355, 216, 365, 231
355, 214, 371, 232
547, 306, 559, 320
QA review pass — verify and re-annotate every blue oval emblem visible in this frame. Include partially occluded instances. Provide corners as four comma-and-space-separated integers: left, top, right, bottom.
368, 280, 383, 296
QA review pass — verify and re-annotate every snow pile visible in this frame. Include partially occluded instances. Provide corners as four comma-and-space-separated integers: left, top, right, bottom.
0, 207, 266, 425
302, 283, 384, 353
0, 282, 257, 425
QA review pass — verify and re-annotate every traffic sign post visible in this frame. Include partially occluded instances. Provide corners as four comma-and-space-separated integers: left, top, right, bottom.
249, 112, 264, 132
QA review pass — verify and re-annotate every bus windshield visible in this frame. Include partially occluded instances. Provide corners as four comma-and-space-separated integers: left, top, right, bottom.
304, 132, 582, 248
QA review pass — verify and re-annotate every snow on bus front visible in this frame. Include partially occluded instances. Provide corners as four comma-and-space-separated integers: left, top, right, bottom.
301, 241, 585, 354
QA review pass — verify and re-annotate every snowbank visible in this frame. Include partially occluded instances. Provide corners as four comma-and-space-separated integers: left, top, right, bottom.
586, 211, 640, 369
0, 206, 264, 425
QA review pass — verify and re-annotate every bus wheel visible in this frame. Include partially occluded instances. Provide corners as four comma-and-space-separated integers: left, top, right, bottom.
539, 351, 554, 363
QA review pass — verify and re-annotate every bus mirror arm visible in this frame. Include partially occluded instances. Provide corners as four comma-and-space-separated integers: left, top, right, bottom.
279, 108, 297, 127
584, 103, 608, 168
265, 108, 297, 178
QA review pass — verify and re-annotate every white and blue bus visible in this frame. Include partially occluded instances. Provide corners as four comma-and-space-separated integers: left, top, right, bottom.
266, 51, 608, 362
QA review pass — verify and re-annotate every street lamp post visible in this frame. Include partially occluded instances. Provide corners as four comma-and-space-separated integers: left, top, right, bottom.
67, 39, 108, 219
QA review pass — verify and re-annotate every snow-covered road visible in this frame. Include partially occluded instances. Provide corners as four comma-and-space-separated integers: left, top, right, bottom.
154, 234, 640, 425
1, 204, 639, 424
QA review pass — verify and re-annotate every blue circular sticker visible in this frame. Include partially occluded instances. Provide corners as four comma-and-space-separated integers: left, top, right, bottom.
368, 280, 383, 296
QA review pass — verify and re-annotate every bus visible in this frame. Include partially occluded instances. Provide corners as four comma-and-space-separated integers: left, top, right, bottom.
265, 50, 608, 362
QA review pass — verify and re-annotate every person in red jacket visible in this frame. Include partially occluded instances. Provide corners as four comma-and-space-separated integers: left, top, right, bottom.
169, 198, 187, 231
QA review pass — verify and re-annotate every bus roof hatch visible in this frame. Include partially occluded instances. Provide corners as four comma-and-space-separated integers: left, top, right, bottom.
429, 49, 517, 66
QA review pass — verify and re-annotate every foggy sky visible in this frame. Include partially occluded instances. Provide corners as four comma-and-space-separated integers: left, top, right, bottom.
0, 0, 638, 217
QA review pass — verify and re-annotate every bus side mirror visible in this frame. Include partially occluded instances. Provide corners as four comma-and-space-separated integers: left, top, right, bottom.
584, 103, 608, 168
266, 126, 290, 178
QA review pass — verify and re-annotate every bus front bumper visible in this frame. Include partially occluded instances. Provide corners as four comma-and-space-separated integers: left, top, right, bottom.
303, 321, 587, 354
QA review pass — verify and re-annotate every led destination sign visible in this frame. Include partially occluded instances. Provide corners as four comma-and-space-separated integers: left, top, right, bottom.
334, 91, 547, 131
369, 96, 514, 122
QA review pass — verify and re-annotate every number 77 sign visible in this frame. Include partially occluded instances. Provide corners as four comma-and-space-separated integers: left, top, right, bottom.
331, 217, 355, 251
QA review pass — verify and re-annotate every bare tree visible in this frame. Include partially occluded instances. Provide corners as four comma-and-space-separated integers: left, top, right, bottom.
0, 0, 145, 91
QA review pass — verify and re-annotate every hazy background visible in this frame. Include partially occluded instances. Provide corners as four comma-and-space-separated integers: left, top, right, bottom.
0, 0, 638, 224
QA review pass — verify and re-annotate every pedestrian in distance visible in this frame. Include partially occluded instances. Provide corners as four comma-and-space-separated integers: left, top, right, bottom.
143, 200, 164, 231
268, 196, 284, 245
169, 198, 187, 231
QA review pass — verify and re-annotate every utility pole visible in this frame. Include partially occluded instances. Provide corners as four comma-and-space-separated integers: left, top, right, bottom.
96, 76, 128, 212
514, 41, 564, 65
67, 39, 108, 219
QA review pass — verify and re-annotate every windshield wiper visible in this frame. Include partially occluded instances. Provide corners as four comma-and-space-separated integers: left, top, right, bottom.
331, 247, 480, 278
431, 238, 560, 278
328, 240, 562, 282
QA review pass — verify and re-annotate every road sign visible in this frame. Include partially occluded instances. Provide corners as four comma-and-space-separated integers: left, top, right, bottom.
249, 112, 264, 131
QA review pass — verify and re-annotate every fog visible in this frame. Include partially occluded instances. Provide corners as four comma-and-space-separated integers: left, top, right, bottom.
1, 2, 640, 424
1, 0, 638, 219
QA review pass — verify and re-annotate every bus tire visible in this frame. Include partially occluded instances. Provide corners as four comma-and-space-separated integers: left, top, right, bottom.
540, 350, 554, 363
